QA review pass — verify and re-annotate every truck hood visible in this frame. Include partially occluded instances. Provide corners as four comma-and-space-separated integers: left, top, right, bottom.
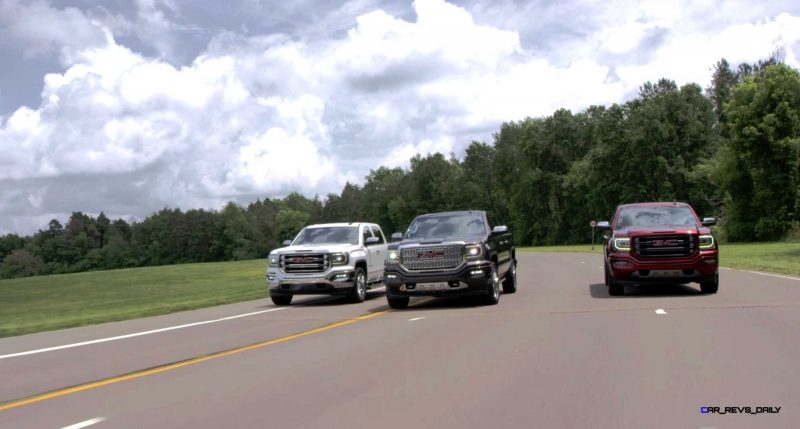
613, 226, 712, 236
271, 243, 357, 254
390, 235, 484, 249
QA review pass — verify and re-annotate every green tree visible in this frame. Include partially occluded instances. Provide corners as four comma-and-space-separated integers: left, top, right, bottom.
0, 249, 44, 278
720, 64, 800, 240
275, 208, 309, 243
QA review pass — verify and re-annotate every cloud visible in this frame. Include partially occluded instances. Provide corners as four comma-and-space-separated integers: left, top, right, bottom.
0, 0, 109, 57
1, 0, 800, 235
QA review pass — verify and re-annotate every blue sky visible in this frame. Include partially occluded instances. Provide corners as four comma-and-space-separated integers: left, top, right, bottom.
1, 0, 799, 235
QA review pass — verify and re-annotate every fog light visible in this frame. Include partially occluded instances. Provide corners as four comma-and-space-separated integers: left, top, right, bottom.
470, 269, 484, 276
703, 258, 717, 265
386, 273, 397, 279
267, 275, 276, 281
612, 261, 630, 268
334, 273, 349, 280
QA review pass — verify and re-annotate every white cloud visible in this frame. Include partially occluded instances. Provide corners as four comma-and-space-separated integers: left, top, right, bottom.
0, 0, 108, 57
616, 13, 800, 92
1, 0, 800, 235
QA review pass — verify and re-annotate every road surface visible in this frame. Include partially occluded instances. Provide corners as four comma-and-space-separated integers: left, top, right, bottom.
0, 252, 798, 428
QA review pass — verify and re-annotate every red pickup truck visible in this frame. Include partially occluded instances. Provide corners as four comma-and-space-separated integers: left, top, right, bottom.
596, 202, 719, 296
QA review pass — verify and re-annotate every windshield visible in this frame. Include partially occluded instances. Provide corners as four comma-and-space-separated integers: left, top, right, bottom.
616, 206, 698, 228
292, 227, 359, 245
406, 213, 486, 239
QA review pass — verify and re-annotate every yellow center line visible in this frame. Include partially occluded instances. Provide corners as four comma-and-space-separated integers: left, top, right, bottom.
0, 309, 389, 412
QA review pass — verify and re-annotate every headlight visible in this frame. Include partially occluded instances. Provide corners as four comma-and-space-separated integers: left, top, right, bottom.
268, 253, 279, 265
465, 244, 482, 258
612, 237, 631, 252
331, 252, 348, 265
385, 250, 399, 264
699, 234, 715, 249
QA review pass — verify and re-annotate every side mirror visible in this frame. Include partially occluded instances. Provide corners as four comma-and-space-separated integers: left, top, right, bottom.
701, 217, 716, 226
391, 232, 403, 242
282, 240, 292, 246
365, 236, 380, 245
492, 225, 509, 235
596, 221, 611, 231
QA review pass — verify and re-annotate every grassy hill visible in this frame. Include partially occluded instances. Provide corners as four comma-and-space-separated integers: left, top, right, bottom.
0, 259, 268, 338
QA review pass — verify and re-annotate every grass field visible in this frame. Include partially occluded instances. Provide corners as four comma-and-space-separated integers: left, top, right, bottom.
0, 259, 268, 338
521, 242, 800, 277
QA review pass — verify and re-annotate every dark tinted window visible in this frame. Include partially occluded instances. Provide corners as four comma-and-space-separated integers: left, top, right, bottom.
369, 226, 385, 244
616, 206, 697, 228
406, 213, 486, 239
293, 227, 359, 245
363, 226, 374, 245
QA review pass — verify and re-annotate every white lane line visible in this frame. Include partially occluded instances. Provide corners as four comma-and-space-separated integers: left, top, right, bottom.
61, 417, 106, 429
655, 309, 667, 315
745, 271, 800, 281
0, 307, 289, 360
720, 266, 800, 281
408, 317, 425, 322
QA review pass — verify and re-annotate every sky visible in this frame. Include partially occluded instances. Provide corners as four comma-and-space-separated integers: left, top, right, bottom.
1, 0, 799, 236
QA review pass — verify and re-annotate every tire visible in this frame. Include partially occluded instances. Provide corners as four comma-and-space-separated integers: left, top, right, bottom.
502, 260, 517, 294
483, 263, 501, 305
700, 273, 719, 294
606, 263, 624, 296
387, 294, 409, 309
271, 294, 292, 306
348, 267, 367, 303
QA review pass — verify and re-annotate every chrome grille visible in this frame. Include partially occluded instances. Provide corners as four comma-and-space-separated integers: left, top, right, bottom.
634, 235, 695, 258
400, 245, 463, 271
280, 253, 329, 273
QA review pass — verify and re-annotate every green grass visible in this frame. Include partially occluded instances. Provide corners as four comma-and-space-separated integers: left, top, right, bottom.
0, 259, 268, 338
720, 242, 800, 276
521, 242, 800, 277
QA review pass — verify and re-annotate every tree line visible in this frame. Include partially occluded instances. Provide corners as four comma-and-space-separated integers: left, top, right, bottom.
1, 56, 798, 279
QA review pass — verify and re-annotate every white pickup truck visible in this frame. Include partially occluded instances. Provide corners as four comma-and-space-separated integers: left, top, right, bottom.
266, 222, 388, 305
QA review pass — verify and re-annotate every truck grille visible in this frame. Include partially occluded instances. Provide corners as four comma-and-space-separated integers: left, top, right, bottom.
633, 235, 695, 258
280, 253, 329, 273
400, 245, 463, 271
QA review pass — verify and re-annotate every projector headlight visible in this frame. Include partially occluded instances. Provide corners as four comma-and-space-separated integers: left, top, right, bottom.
268, 253, 279, 265
612, 237, 631, 252
330, 252, 348, 265
465, 244, 482, 258
385, 250, 400, 264
699, 234, 715, 249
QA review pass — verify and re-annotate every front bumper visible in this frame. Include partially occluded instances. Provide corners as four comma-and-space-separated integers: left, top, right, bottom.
267, 268, 355, 296
384, 260, 493, 297
608, 249, 718, 285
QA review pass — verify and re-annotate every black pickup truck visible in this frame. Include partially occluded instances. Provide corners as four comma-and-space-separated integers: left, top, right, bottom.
382, 210, 517, 309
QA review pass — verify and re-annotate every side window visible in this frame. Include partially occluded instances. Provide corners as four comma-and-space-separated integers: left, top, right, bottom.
362, 226, 373, 245
370, 226, 385, 244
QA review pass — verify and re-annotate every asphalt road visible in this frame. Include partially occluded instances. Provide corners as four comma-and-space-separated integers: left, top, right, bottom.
1, 252, 798, 429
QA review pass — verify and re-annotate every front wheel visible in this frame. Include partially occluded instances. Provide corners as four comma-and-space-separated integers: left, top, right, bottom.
700, 273, 719, 294
502, 260, 517, 294
348, 267, 367, 303
606, 263, 624, 296
271, 294, 292, 306
483, 264, 501, 305
387, 294, 409, 309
